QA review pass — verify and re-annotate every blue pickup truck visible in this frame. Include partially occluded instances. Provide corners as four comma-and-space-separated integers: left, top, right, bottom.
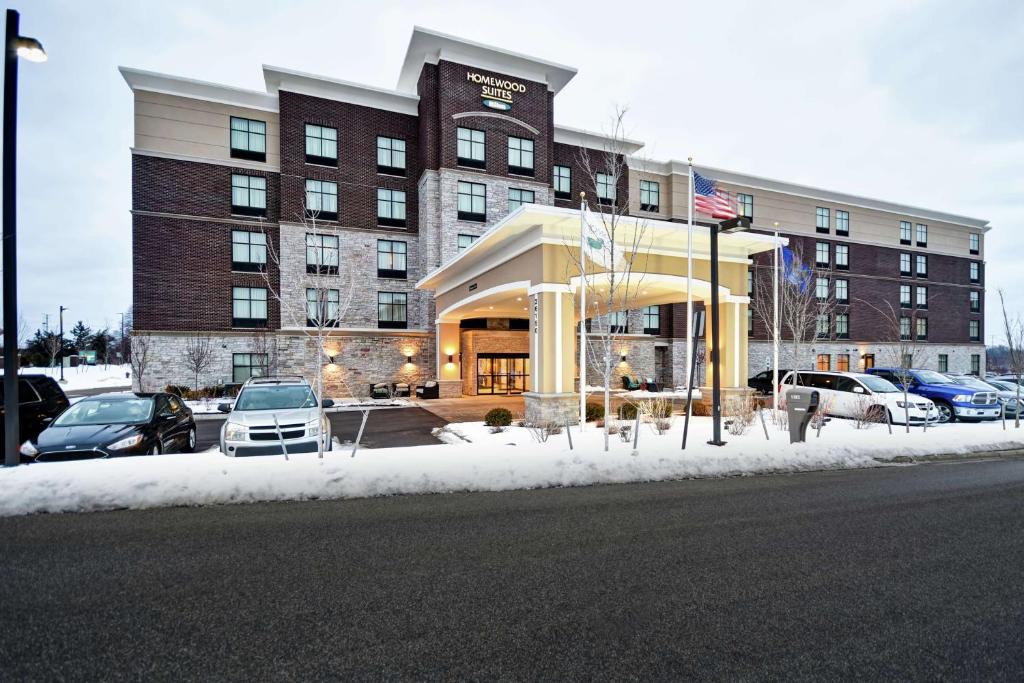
866, 368, 1000, 423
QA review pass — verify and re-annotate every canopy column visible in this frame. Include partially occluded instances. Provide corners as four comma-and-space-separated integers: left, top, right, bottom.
524, 285, 577, 424
435, 321, 462, 398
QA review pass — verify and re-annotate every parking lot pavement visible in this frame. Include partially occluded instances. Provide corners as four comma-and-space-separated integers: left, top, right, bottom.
195, 407, 447, 452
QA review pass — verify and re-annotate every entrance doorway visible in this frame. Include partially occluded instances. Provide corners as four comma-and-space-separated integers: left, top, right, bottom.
477, 353, 530, 395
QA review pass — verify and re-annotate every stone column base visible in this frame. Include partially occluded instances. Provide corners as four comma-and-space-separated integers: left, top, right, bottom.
523, 392, 580, 425
438, 380, 462, 398
697, 386, 756, 415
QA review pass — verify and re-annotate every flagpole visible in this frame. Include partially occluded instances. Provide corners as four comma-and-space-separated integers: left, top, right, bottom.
686, 157, 694, 389
579, 192, 587, 432
772, 222, 780, 422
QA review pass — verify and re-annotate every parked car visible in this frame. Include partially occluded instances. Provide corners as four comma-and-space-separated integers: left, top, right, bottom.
947, 375, 1023, 418
748, 369, 793, 395
20, 392, 196, 462
0, 374, 70, 448
865, 368, 1000, 423
218, 376, 333, 456
780, 371, 936, 425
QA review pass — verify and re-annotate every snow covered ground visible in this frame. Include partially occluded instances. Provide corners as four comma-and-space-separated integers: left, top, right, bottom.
2, 415, 1022, 517
4, 364, 132, 392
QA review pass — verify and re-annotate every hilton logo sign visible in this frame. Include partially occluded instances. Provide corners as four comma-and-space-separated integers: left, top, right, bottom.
467, 71, 526, 111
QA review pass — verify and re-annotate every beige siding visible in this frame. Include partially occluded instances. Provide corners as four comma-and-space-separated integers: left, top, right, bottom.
133, 91, 280, 169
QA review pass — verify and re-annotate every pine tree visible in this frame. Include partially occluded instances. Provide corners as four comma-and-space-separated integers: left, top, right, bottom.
70, 320, 93, 354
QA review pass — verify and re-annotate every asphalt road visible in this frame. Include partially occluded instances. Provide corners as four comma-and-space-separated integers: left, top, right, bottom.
3, 459, 1024, 680
195, 407, 446, 451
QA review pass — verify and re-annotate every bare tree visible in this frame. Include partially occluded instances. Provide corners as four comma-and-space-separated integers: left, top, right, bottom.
561, 108, 652, 452
862, 301, 932, 431
130, 331, 152, 392
43, 333, 61, 369
249, 328, 280, 378
183, 333, 214, 395
998, 288, 1023, 428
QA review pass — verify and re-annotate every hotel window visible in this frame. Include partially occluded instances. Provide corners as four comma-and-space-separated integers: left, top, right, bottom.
863, 353, 875, 370
916, 254, 927, 278
836, 210, 849, 235
970, 291, 980, 312
900, 284, 912, 308
900, 253, 911, 276
231, 230, 266, 272
900, 221, 912, 245
747, 308, 754, 335
816, 354, 831, 371
837, 354, 850, 372
836, 313, 850, 339
747, 270, 754, 296
816, 276, 829, 301
815, 242, 830, 267
230, 174, 267, 216
377, 136, 406, 175
916, 286, 928, 309
971, 354, 981, 375
306, 288, 340, 327
737, 193, 753, 219
507, 136, 534, 175
553, 165, 571, 200
457, 233, 478, 252
378, 292, 408, 329
970, 262, 980, 283
377, 239, 407, 279
835, 244, 849, 270
916, 317, 928, 340
232, 287, 267, 328
306, 233, 340, 275
902, 353, 914, 369
232, 353, 267, 383
457, 181, 486, 222
643, 306, 660, 335
229, 116, 266, 162
304, 124, 337, 165
938, 354, 948, 373
899, 316, 911, 340
816, 313, 830, 338
596, 173, 616, 205
457, 127, 486, 168
640, 180, 660, 212
377, 188, 406, 227
816, 207, 830, 233
305, 179, 338, 220
508, 188, 535, 213
609, 311, 628, 334
835, 278, 849, 303
969, 320, 980, 342
969, 233, 980, 255
916, 223, 928, 247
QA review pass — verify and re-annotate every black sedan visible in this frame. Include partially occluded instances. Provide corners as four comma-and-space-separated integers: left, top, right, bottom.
20, 392, 196, 462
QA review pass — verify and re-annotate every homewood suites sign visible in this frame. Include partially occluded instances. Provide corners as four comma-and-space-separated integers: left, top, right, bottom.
467, 71, 526, 111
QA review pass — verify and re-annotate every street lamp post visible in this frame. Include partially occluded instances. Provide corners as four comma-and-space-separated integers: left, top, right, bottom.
707, 215, 751, 447
58, 305, 67, 382
2, 10, 46, 466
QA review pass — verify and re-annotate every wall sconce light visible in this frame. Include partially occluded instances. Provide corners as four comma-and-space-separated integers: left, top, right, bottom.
620, 354, 627, 363
447, 354, 454, 364
406, 354, 414, 364
328, 355, 337, 365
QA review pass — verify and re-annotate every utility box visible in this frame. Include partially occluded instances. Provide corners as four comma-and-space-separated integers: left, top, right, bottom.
786, 389, 819, 443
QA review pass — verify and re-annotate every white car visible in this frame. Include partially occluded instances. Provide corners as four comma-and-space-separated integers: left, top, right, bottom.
218, 376, 333, 456
780, 371, 937, 426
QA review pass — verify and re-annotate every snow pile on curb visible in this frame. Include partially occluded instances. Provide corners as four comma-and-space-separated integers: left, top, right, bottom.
2, 364, 132, 392
2, 418, 1022, 517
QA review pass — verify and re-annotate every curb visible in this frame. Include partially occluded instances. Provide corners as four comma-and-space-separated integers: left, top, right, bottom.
880, 447, 1024, 464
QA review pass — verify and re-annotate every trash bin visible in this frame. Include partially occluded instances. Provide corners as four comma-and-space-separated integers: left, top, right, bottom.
786, 388, 819, 443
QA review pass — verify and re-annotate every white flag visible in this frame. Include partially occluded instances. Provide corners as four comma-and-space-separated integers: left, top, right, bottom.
582, 205, 617, 271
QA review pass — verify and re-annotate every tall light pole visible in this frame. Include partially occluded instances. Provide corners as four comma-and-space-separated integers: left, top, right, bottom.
58, 305, 67, 382
119, 312, 125, 362
3, 10, 46, 467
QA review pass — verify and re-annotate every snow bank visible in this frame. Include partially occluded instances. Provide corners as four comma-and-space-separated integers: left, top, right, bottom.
2, 417, 1022, 517
3, 364, 132, 392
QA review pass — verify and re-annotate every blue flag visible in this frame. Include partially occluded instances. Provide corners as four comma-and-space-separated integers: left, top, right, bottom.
782, 247, 812, 293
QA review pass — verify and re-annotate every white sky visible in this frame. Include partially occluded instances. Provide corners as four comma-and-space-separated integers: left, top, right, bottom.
3, 0, 1022, 342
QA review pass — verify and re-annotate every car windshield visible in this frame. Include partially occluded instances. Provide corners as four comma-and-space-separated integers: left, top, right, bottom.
913, 370, 954, 385
53, 397, 154, 426
990, 380, 1021, 392
859, 376, 900, 393
234, 385, 317, 411
953, 376, 996, 390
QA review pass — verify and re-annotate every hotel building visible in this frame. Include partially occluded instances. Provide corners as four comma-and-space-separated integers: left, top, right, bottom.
122, 27, 989, 419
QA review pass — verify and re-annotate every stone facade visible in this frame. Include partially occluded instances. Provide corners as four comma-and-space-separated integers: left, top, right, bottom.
747, 340, 986, 376
459, 329, 530, 395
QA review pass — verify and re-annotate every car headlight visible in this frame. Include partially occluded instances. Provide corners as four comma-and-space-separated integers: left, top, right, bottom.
306, 419, 321, 437
19, 441, 38, 456
952, 395, 972, 403
108, 434, 144, 451
224, 422, 247, 441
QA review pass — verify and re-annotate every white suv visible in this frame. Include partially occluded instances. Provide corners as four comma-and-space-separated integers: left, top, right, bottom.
218, 376, 333, 456
780, 371, 937, 426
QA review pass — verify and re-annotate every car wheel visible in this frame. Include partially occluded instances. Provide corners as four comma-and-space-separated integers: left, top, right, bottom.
184, 427, 197, 453
935, 401, 954, 424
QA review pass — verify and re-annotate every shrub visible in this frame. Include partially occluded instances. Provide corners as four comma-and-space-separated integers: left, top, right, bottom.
484, 407, 513, 427
164, 384, 189, 397
618, 424, 632, 442
585, 402, 605, 422
618, 403, 638, 421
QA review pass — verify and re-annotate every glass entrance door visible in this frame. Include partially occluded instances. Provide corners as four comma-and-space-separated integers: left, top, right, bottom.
477, 354, 530, 395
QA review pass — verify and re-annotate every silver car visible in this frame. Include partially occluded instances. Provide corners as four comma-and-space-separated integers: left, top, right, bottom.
218, 376, 333, 456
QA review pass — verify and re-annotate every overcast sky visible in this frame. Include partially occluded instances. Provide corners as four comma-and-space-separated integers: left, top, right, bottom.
4, 0, 1022, 342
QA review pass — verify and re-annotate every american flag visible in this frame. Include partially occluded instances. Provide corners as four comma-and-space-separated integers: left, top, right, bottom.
693, 171, 737, 219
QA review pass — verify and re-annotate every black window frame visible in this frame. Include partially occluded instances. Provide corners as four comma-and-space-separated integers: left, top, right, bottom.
916, 316, 928, 341
304, 123, 338, 166
899, 316, 912, 340
916, 285, 928, 310
835, 209, 849, 235
834, 243, 849, 271
969, 261, 980, 283
970, 290, 980, 313
508, 187, 535, 213
969, 319, 980, 342
900, 284, 912, 308
900, 252, 912, 276
969, 233, 980, 255
639, 179, 660, 213
835, 278, 849, 304
507, 136, 535, 176
231, 229, 267, 273
457, 233, 478, 252
815, 241, 830, 267
230, 174, 267, 217
457, 181, 487, 222
456, 127, 486, 169
232, 286, 268, 328
306, 233, 340, 275
737, 192, 753, 219
232, 353, 268, 383
553, 164, 571, 200
938, 354, 948, 373
642, 305, 660, 335
306, 287, 341, 327
899, 220, 912, 245
304, 179, 338, 221
377, 239, 408, 279
229, 116, 267, 162
376, 135, 407, 176
916, 254, 928, 278
836, 312, 850, 339
916, 223, 928, 247
596, 172, 616, 206
377, 188, 407, 228
816, 206, 830, 234
378, 291, 408, 329
971, 354, 981, 374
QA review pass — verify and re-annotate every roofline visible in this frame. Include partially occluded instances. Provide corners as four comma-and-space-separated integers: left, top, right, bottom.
118, 66, 279, 112
628, 156, 990, 231
397, 26, 578, 94
554, 125, 645, 155
263, 65, 419, 116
